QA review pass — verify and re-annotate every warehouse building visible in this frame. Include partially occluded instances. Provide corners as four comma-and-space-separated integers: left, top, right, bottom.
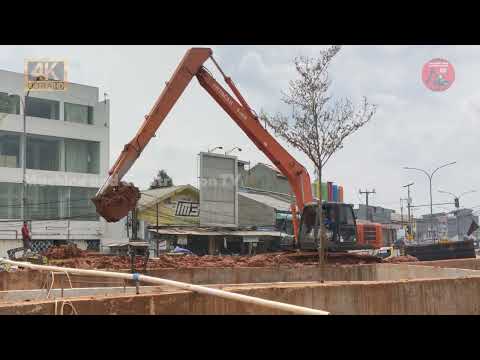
122, 184, 292, 256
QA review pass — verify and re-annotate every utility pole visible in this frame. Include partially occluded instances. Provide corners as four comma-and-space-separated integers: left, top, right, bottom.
401, 197, 409, 241
403, 182, 414, 237
359, 189, 376, 221
400, 199, 404, 225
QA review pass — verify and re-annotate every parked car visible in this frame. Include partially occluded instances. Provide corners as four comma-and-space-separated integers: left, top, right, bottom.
375, 247, 392, 259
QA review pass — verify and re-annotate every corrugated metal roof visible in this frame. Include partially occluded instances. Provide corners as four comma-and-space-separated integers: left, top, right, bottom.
239, 191, 291, 212
138, 184, 198, 209
104, 242, 149, 247
149, 228, 288, 237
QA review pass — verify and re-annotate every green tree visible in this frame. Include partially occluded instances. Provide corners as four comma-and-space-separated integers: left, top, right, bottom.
261, 45, 376, 264
149, 169, 173, 189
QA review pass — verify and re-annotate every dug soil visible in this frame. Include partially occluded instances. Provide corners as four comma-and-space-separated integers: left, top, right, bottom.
41, 245, 388, 270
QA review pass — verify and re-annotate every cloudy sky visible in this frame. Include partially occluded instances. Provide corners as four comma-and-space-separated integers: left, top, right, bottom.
1, 45, 479, 216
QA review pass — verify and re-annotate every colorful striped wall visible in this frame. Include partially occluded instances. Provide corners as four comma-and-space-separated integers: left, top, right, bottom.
312, 181, 344, 202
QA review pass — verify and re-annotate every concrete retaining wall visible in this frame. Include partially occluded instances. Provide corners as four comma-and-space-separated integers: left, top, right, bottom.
407, 258, 480, 270
2, 276, 480, 315
2, 263, 479, 291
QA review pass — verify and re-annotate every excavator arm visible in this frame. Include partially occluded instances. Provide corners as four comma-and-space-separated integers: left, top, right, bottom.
99, 48, 212, 190
92, 48, 313, 242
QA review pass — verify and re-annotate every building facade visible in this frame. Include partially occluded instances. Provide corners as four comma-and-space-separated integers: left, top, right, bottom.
243, 163, 292, 195
120, 184, 292, 256
0, 69, 110, 256
355, 204, 395, 224
415, 210, 479, 242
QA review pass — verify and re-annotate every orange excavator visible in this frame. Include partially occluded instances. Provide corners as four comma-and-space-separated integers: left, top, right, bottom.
92, 47, 379, 251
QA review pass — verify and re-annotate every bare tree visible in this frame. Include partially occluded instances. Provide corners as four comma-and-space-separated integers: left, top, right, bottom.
261, 45, 376, 263
150, 169, 173, 189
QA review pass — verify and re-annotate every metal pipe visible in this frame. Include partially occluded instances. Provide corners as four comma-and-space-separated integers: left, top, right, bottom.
0, 259, 329, 315
22, 97, 26, 222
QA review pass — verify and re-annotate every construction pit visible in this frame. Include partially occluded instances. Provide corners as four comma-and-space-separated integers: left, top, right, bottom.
1, 248, 480, 315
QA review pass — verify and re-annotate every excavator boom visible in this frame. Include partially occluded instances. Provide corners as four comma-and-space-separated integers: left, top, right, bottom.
93, 48, 313, 242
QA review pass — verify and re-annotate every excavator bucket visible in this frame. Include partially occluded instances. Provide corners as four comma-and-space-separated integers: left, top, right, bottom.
91, 182, 141, 222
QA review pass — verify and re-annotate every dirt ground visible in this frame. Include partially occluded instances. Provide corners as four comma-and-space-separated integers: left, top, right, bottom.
41, 245, 394, 270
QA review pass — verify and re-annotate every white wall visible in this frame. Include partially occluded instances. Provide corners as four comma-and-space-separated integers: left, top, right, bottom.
101, 219, 148, 247
0, 69, 123, 256
101, 218, 129, 246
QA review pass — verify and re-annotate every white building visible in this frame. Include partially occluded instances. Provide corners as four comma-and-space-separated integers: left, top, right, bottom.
0, 69, 114, 256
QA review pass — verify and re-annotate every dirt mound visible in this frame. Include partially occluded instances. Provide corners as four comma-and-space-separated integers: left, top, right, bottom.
383, 255, 418, 263
47, 251, 384, 270
50, 253, 296, 270
42, 244, 87, 260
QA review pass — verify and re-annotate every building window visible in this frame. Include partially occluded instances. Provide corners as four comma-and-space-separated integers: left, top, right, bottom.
65, 139, 100, 174
70, 187, 99, 221
27, 135, 60, 171
0, 183, 21, 219
64, 102, 94, 125
27, 185, 61, 220
0, 92, 20, 115
23, 185, 99, 221
0, 132, 20, 168
25, 97, 59, 120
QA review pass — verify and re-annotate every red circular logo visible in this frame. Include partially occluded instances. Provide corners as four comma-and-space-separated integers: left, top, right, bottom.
422, 58, 455, 92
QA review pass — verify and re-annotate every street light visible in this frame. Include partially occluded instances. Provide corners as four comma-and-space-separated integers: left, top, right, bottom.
438, 189, 477, 209
403, 161, 456, 242
208, 146, 223, 153
403, 162, 456, 217
438, 188, 476, 239
225, 146, 242, 155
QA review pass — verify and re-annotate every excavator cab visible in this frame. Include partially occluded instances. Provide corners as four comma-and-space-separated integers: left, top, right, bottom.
297, 202, 359, 251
